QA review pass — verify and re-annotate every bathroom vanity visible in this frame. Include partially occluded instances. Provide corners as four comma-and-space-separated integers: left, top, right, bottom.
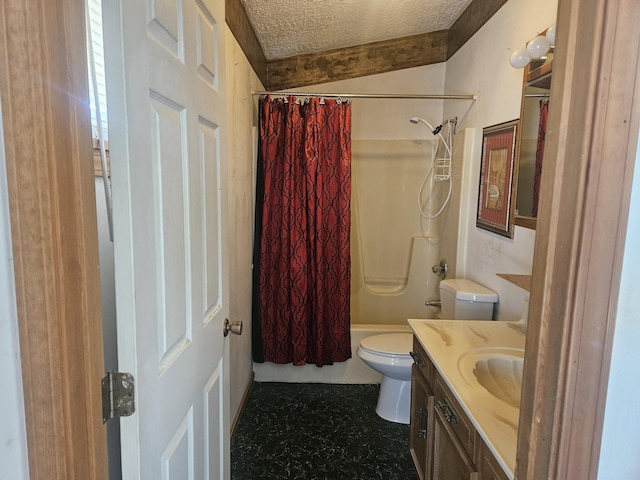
408, 319, 526, 480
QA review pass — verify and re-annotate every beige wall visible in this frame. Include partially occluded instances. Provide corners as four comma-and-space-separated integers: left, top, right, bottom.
444, 0, 558, 320
225, 27, 263, 424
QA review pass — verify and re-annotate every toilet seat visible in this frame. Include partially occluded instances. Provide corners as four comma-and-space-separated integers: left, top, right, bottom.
359, 333, 412, 358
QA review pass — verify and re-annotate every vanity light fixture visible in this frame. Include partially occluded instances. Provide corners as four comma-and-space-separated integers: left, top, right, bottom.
510, 24, 556, 69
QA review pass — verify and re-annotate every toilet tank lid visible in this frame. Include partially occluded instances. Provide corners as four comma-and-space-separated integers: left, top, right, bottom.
440, 279, 498, 303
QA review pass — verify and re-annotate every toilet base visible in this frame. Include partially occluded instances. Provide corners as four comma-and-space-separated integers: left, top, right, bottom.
375, 376, 411, 424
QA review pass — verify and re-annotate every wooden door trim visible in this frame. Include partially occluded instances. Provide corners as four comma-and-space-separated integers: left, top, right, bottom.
516, 0, 640, 478
0, 0, 108, 478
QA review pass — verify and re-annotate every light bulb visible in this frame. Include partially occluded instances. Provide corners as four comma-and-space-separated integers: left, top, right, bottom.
527, 35, 551, 59
510, 48, 531, 68
546, 24, 556, 46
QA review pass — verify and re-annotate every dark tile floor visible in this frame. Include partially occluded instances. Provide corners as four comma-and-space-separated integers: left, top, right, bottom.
231, 382, 419, 480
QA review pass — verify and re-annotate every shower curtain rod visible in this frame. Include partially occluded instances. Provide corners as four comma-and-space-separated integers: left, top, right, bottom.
254, 91, 477, 100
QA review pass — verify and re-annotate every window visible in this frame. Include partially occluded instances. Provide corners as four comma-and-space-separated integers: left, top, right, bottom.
86, 0, 108, 142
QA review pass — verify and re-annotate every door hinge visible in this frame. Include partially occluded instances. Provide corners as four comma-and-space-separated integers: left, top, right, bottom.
102, 372, 135, 423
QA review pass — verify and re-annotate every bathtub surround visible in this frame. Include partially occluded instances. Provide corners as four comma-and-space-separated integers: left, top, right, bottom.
351, 129, 475, 324
350, 139, 442, 325
253, 96, 352, 366
231, 382, 418, 480
440, 127, 476, 278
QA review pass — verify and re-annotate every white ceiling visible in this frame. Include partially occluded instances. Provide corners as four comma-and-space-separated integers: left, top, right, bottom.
240, 0, 475, 60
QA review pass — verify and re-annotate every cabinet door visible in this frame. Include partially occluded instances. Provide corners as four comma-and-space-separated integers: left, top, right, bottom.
410, 366, 434, 480
432, 407, 479, 480
480, 443, 509, 480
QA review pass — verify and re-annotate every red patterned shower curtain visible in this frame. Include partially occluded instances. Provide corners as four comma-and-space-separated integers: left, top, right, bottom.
253, 96, 352, 367
532, 99, 549, 217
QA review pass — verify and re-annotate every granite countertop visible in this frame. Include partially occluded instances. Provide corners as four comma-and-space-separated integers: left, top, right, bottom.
408, 318, 527, 479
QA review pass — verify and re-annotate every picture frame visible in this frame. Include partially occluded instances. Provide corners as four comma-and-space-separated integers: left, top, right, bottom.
476, 119, 519, 238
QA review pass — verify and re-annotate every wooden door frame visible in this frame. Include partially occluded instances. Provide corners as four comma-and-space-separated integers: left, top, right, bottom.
0, 0, 108, 478
517, 0, 640, 478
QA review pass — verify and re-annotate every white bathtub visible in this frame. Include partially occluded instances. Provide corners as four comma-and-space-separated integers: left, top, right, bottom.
253, 323, 418, 384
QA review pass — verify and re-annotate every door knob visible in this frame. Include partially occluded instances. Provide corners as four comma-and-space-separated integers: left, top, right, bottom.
223, 318, 243, 337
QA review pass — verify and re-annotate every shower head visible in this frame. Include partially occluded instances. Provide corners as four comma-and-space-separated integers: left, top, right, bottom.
410, 117, 440, 134
410, 116, 452, 157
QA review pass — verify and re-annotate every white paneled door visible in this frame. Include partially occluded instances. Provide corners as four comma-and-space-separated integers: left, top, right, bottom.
104, 0, 229, 478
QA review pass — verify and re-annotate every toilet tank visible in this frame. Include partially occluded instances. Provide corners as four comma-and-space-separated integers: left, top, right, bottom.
439, 279, 498, 320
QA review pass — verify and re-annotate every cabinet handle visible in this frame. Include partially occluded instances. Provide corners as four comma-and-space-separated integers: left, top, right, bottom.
418, 407, 428, 438
436, 399, 459, 425
409, 351, 424, 367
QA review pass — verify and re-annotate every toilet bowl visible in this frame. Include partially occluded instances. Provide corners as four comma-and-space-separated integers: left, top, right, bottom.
358, 279, 499, 424
356, 333, 414, 424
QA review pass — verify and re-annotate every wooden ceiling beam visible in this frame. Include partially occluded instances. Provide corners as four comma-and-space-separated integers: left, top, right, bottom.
265, 31, 448, 91
225, 0, 268, 86
448, 0, 508, 57
226, 0, 509, 91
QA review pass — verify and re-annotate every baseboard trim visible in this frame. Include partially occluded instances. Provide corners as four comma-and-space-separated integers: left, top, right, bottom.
231, 371, 255, 443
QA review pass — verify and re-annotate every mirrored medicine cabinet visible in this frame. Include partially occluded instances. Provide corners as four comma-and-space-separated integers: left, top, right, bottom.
513, 52, 553, 230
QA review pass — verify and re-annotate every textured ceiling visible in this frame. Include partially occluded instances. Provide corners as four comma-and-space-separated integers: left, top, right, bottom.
241, 0, 475, 60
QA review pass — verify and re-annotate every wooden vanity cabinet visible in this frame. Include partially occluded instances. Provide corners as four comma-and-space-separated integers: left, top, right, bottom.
432, 410, 479, 480
410, 338, 434, 480
432, 372, 479, 480
410, 335, 510, 480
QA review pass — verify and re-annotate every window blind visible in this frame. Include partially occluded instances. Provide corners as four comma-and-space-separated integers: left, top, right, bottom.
86, 0, 108, 141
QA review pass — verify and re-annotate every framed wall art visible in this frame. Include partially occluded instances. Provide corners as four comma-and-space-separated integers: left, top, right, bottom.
476, 119, 519, 238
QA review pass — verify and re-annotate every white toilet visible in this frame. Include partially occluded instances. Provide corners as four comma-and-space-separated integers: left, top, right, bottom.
357, 333, 414, 423
356, 278, 498, 424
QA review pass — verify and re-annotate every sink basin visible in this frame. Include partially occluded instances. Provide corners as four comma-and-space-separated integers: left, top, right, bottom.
458, 348, 525, 408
